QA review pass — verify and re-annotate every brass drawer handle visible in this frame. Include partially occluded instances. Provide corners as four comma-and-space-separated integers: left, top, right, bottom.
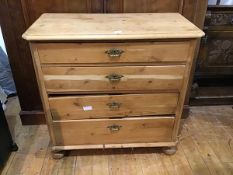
106, 101, 121, 110
106, 73, 123, 83
105, 48, 124, 58
107, 124, 122, 133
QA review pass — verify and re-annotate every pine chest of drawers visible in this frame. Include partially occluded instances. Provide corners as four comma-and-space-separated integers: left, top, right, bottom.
23, 13, 204, 158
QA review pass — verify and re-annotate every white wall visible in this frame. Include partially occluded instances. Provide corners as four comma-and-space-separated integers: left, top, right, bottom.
0, 26, 7, 54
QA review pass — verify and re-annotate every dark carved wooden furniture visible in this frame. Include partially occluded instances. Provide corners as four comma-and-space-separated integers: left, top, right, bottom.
0, 0, 207, 124
190, 0, 233, 105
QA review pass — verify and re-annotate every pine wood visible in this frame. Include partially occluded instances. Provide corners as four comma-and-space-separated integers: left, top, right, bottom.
22, 13, 204, 41
52, 142, 178, 150
23, 13, 204, 154
36, 42, 191, 64
2, 99, 233, 175
29, 44, 57, 145
53, 117, 175, 145
42, 65, 185, 93
172, 39, 197, 140
49, 93, 178, 120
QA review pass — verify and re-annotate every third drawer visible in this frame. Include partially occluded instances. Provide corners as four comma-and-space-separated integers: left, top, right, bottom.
49, 93, 178, 120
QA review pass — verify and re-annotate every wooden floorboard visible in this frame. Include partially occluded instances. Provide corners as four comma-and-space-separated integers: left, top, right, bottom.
1, 97, 233, 175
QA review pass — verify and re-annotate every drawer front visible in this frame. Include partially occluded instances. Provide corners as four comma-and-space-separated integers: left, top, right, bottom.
37, 42, 190, 64
49, 93, 178, 120
53, 117, 175, 145
42, 65, 185, 93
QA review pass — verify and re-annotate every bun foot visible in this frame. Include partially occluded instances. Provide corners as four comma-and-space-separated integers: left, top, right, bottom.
52, 150, 65, 159
162, 146, 177, 155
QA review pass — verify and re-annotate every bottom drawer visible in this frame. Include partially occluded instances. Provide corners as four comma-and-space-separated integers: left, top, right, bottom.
53, 117, 175, 146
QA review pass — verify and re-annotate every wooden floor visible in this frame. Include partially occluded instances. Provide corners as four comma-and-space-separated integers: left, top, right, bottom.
1, 97, 233, 175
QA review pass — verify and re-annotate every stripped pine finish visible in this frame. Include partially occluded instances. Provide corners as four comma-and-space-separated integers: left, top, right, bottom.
52, 117, 175, 145
49, 93, 178, 120
22, 13, 204, 41
22, 13, 204, 155
2, 98, 233, 175
42, 65, 185, 93
36, 42, 191, 64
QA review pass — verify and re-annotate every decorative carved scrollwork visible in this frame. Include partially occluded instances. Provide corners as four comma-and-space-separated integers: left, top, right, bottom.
207, 39, 233, 65
209, 13, 233, 26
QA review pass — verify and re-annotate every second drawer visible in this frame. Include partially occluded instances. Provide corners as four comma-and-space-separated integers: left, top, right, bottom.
49, 93, 178, 120
42, 65, 185, 93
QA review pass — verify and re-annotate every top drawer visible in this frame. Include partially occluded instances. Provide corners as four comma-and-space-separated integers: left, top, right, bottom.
36, 42, 191, 64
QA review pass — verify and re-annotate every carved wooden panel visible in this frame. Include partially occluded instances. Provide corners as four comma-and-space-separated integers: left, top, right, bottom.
205, 11, 233, 27
207, 39, 233, 65
197, 31, 233, 74
210, 13, 233, 26
21, 0, 104, 26
192, 3, 233, 105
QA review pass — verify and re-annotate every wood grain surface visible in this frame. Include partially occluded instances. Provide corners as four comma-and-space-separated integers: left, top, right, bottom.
37, 42, 191, 64
42, 65, 186, 93
22, 13, 204, 41
52, 117, 175, 145
49, 93, 178, 120
2, 98, 232, 175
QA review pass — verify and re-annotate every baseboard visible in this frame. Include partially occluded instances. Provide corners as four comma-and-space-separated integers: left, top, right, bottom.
190, 97, 233, 106
190, 86, 233, 106
19, 110, 46, 125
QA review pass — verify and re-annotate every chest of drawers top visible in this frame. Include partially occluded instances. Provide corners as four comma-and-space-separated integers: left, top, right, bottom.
23, 13, 204, 41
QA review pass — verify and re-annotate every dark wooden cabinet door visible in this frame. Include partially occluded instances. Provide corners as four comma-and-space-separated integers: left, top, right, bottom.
22, 0, 104, 26
105, 0, 182, 13
197, 31, 233, 75
0, 0, 43, 116
191, 5, 233, 105
105, 0, 208, 29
